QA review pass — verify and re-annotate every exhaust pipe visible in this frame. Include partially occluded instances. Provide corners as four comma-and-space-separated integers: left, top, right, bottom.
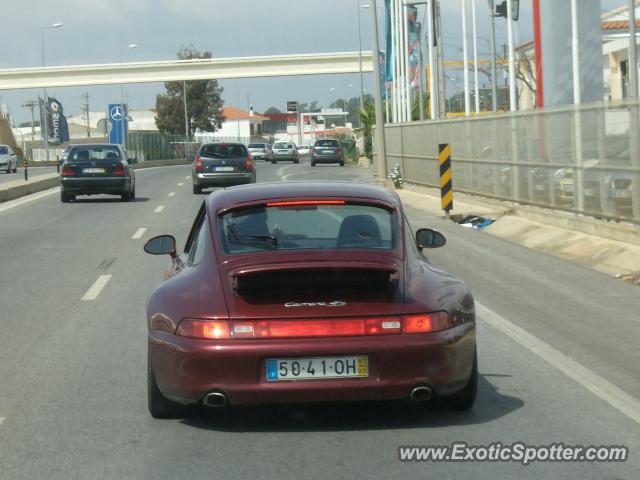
409, 385, 433, 402
203, 391, 228, 408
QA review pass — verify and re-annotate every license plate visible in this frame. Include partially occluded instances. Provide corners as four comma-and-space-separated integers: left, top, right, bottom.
266, 355, 368, 381
83, 168, 105, 174
214, 166, 234, 172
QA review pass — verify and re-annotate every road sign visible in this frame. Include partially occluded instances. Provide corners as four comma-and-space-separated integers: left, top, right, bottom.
439, 143, 453, 213
286, 101, 298, 113
108, 103, 128, 145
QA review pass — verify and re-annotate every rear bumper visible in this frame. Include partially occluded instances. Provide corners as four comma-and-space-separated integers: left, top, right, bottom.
271, 155, 298, 162
60, 177, 130, 194
149, 322, 476, 406
193, 172, 254, 187
312, 155, 343, 164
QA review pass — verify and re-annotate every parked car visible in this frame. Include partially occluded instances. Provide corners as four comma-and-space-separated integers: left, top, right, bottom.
247, 142, 270, 161
143, 182, 477, 418
192, 143, 256, 194
60, 144, 135, 202
270, 141, 299, 164
311, 138, 344, 166
0, 144, 18, 173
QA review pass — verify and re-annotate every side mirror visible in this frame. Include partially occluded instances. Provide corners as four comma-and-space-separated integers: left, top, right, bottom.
144, 235, 177, 256
416, 228, 446, 249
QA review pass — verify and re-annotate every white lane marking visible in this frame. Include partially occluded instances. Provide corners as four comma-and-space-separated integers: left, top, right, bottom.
81, 275, 112, 301
0, 187, 59, 214
177, 182, 184, 187
0, 417, 5, 426
154, 206, 165, 213
185, 176, 190, 179
131, 227, 147, 240
476, 302, 640, 425
168, 192, 175, 197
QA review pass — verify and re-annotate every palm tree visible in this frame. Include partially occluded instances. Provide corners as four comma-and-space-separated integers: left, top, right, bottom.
355, 101, 376, 159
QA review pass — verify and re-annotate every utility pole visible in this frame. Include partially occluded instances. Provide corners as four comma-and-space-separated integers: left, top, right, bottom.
22, 101, 37, 141
489, 0, 498, 112
371, 0, 388, 177
183, 80, 189, 161
81, 92, 91, 138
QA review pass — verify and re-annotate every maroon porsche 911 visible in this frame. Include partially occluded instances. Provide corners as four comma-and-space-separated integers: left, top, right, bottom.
144, 182, 477, 418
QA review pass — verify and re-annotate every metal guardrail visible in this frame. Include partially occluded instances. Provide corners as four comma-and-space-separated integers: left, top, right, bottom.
383, 99, 640, 223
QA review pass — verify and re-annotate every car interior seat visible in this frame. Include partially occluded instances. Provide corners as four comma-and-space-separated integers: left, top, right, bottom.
336, 214, 382, 248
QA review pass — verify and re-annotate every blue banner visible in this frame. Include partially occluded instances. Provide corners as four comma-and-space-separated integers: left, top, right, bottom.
40, 97, 70, 145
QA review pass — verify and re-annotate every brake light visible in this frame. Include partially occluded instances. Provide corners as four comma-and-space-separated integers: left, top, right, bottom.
175, 314, 451, 340
312, 148, 317, 155
195, 155, 203, 172
61, 167, 74, 176
404, 313, 452, 333
266, 200, 346, 207
245, 153, 253, 172
112, 164, 126, 175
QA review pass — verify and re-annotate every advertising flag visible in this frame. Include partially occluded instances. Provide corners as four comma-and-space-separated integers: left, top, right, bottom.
39, 97, 70, 145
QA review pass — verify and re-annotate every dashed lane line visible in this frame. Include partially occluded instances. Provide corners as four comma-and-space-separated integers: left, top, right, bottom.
154, 206, 165, 213
168, 192, 175, 197
131, 228, 147, 239
81, 275, 112, 301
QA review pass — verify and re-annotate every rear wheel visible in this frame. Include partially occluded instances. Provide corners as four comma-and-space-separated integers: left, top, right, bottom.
311, 162, 316, 167
12, 162, 17, 173
271, 159, 277, 164
60, 191, 72, 203
339, 161, 345, 167
447, 351, 477, 411
148, 354, 182, 419
130, 185, 136, 200
193, 184, 202, 194
121, 191, 132, 202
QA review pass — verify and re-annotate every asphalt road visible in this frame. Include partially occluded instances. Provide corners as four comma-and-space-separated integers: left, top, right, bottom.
0, 166, 58, 186
0, 160, 638, 479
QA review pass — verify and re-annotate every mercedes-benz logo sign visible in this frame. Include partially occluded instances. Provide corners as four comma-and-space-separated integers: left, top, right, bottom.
110, 105, 124, 121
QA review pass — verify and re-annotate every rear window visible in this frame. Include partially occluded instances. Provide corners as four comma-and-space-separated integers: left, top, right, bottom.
273, 142, 293, 149
315, 140, 339, 147
68, 146, 121, 162
0, 147, 8, 154
201, 144, 247, 158
219, 202, 396, 254
248, 143, 266, 149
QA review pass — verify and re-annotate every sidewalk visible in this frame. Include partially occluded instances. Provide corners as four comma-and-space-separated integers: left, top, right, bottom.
396, 183, 640, 284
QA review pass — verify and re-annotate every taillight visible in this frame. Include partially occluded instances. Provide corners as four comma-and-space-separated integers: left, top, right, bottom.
195, 155, 203, 172
404, 313, 453, 333
112, 164, 126, 175
175, 313, 451, 340
245, 153, 253, 172
61, 166, 74, 176
176, 319, 231, 339
312, 148, 317, 155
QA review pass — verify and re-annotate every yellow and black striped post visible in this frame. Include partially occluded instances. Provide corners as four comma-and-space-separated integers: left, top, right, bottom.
438, 143, 453, 214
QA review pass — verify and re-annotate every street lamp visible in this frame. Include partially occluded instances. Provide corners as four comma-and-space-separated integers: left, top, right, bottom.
119, 43, 138, 151
40, 22, 63, 162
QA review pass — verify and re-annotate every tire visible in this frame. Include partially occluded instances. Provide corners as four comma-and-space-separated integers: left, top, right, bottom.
12, 162, 17, 173
447, 351, 477, 411
121, 191, 131, 202
193, 184, 202, 195
271, 160, 277, 164
148, 354, 182, 419
60, 191, 72, 203
130, 185, 136, 200
311, 162, 316, 167
294, 160, 299, 164
339, 162, 345, 167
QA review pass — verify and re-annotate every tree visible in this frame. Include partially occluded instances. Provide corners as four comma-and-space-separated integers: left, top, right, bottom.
264, 106, 282, 114
355, 100, 375, 159
155, 46, 225, 135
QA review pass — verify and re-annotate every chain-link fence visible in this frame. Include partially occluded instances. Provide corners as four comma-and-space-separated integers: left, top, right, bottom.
382, 99, 640, 223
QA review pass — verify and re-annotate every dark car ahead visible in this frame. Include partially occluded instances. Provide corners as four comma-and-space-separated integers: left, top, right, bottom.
192, 143, 256, 194
60, 144, 135, 202
143, 182, 477, 418
311, 138, 344, 166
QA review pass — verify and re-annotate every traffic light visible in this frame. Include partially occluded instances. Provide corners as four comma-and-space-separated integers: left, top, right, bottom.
494, 0, 519, 21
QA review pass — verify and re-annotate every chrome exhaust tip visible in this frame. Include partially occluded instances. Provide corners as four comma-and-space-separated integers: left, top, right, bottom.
409, 385, 433, 402
203, 391, 228, 408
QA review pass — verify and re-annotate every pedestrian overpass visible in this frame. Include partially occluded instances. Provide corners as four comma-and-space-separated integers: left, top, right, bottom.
0, 52, 373, 90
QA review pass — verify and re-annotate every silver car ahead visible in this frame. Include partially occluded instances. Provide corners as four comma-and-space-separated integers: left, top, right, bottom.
247, 142, 271, 161
270, 141, 299, 164
0, 144, 18, 173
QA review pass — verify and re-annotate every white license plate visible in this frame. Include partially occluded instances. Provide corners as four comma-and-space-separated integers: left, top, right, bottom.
266, 356, 368, 381
83, 168, 105, 174
214, 166, 234, 172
